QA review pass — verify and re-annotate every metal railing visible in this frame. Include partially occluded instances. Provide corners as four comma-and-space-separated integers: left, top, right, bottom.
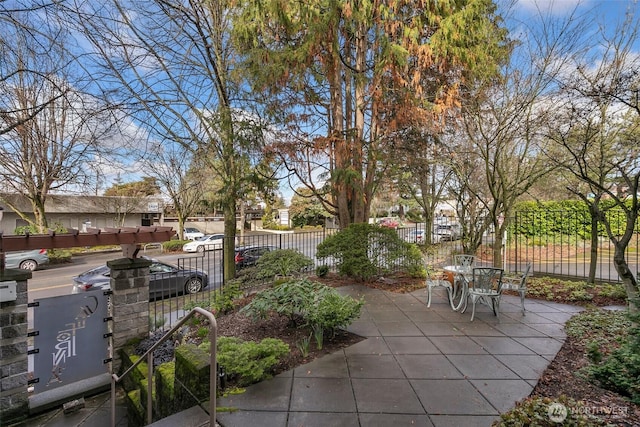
111, 307, 217, 427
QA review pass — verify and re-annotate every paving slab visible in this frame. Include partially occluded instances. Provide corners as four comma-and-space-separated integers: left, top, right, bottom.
344, 337, 392, 355
352, 378, 425, 414
446, 354, 520, 379
293, 351, 349, 378
374, 320, 424, 336
287, 411, 359, 427
385, 336, 441, 354
347, 354, 405, 378
470, 336, 536, 355
217, 376, 291, 411
290, 377, 356, 412
492, 354, 553, 381
396, 354, 464, 379
410, 379, 498, 416
471, 379, 535, 413
429, 336, 490, 355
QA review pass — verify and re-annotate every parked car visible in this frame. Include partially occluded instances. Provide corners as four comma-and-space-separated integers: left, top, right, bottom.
183, 227, 205, 241
182, 234, 224, 252
405, 229, 426, 243
234, 245, 279, 270
377, 218, 399, 229
432, 224, 461, 243
5, 249, 49, 271
71, 259, 208, 299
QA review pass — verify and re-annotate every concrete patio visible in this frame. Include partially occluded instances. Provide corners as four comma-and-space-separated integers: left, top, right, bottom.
213, 285, 580, 427
19, 285, 580, 427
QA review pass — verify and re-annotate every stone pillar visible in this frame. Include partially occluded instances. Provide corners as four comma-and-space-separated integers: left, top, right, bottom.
0, 269, 32, 425
107, 257, 152, 374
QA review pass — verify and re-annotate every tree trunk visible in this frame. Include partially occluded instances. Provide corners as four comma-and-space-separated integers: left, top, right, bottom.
31, 196, 48, 233
613, 243, 639, 313
177, 217, 186, 241
222, 202, 237, 281
492, 222, 504, 268
588, 209, 599, 284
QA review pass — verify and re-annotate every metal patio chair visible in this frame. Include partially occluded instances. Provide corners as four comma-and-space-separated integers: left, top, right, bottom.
450, 254, 476, 308
501, 263, 532, 316
464, 267, 504, 322
453, 254, 476, 271
426, 268, 454, 308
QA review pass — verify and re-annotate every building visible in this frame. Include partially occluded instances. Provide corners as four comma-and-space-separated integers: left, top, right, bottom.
0, 194, 164, 235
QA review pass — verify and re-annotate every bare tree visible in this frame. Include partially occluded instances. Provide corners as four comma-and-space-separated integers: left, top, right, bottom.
547, 9, 640, 311
0, 9, 120, 232
0, 1, 66, 137
451, 3, 587, 267
140, 143, 205, 240
63, 0, 274, 279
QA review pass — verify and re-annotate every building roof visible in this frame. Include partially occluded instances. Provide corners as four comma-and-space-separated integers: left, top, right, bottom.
0, 193, 163, 214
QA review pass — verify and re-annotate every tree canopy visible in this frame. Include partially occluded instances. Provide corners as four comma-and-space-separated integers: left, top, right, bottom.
234, 0, 510, 228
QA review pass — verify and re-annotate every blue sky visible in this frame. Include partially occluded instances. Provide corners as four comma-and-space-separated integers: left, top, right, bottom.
513, 0, 638, 32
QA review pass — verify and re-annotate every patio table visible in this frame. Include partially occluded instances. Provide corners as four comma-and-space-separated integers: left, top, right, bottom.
442, 265, 472, 312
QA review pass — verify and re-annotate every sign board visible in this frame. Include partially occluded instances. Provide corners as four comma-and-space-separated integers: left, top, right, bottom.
0, 280, 17, 302
32, 293, 109, 393
278, 209, 289, 226
147, 202, 159, 212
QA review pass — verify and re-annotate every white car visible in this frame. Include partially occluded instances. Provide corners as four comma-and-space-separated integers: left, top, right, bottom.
182, 234, 224, 252
183, 227, 205, 240
432, 224, 461, 243
405, 229, 426, 243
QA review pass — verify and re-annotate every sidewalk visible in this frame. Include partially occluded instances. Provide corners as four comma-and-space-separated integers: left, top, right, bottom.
15, 285, 579, 427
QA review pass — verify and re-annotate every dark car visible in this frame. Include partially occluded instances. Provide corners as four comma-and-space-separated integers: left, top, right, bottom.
234, 245, 278, 270
5, 249, 49, 271
71, 259, 208, 299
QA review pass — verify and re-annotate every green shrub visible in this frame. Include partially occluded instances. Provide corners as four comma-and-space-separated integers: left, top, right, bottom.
316, 223, 424, 281
588, 346, 640, 404
569, 289, 594, 301
212, 336, 289, 386
307, 290, 364, 336
48, 249, 72, 264
240, 278, 363, 334
163, 240, 188, 252
183, 282, 242, 315
228, 270, 263, 296
212, 282, 242, 314
255, 249, 314, 279
493, 395, 609, 426
240, 279, 326, 323
315, 265, 329, 277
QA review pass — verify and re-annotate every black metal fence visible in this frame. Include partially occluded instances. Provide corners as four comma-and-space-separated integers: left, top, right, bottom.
149, 213, 639, 328
510, 210, 639, 284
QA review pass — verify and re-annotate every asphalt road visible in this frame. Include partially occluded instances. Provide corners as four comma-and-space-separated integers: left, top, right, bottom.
27, 251, 197, 302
